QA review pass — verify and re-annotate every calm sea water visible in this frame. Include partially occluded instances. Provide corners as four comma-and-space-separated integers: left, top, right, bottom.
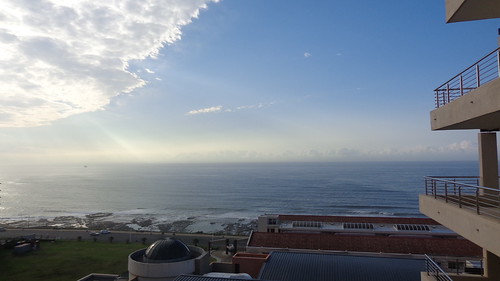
0, 161, 478, 232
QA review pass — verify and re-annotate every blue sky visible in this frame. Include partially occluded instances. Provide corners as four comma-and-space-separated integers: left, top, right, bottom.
0, 0, 499, 164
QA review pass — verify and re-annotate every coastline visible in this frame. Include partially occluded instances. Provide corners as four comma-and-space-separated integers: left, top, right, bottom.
0, 212, 257, 236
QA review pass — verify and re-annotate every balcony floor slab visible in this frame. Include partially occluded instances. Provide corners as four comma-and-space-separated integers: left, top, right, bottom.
420, 194, 500, 257
431, 78, 500, 131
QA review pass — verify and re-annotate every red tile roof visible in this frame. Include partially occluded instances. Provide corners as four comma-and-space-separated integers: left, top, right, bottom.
248, 232, 481, 257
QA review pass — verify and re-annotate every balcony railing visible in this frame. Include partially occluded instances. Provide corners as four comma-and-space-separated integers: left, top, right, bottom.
425, 255, 454, 281
434, 47, 500, 108
424, 176, 500, 219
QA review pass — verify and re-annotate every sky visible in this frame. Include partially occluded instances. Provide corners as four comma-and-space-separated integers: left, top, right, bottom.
0, 0, 500, 164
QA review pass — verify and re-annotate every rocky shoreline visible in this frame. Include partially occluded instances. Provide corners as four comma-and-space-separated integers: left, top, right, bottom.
0, 213, 257, 236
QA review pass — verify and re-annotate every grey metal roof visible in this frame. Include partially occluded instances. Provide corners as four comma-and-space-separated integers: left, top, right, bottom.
259, 252, 425, 281
174, 275, 265, 281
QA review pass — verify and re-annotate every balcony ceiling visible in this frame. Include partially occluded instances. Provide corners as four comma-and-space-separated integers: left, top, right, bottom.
446, 0, 500, 22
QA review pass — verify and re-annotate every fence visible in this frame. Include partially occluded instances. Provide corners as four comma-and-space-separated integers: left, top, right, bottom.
425, 255, 454, 281
424, 176, 500, 219
434, 47, 500, 108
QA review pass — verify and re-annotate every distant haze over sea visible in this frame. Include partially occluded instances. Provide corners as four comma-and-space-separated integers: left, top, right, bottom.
0, 161, 478, 234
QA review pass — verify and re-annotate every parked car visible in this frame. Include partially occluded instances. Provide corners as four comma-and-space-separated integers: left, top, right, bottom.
100, 229, 111, 234
89, 232, 100, 236
0, 227, 6, 232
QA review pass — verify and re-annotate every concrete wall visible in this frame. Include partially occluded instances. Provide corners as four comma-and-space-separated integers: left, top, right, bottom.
128, 246, 208, 281
194, 250, 210, 275
419, 195, 500, 257
431, 78, 500, 131
232, 253, 269, 278
257, 215, 279, 232
210, 262, 234, 273
128, 256, 195, 281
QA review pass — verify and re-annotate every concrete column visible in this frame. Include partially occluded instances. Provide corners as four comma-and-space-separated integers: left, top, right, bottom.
484, 249, 500, 279
478, 132, 499, 189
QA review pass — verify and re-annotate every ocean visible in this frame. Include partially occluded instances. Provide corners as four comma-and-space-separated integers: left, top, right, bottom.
0, 161, 478, 234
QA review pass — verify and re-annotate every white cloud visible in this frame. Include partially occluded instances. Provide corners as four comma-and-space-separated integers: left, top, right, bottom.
144, 68, 155, 74
235, 102, 274, 110
446, 140, 474, 151
186, 102, 273, 115
0, 0, 219, 127
186, 105, 223, 115
304, 52, 312, 58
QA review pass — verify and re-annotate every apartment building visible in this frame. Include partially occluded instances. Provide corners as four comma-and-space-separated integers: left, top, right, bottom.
419, 1, 500, 280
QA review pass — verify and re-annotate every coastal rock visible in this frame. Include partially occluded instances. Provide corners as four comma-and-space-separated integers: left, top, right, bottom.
223, 220, 257, 235
85, 212, 112, 219
3, 215, 257, 235
131, 217, 154, 227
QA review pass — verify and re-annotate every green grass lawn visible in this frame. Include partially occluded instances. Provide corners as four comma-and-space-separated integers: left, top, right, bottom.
0, 240, 146, 281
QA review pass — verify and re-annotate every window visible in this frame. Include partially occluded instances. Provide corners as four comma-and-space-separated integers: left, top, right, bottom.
394, 224, 430, 231
268, 218, 277, 225
343, 223, 374, 230
292, 221, 322, 228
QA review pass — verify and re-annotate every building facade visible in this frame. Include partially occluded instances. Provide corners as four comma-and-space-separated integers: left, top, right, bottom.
419, 1, 500, 280
252, 214, 482, 275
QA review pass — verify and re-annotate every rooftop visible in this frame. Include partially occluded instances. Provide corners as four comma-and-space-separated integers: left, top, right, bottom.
248, 232, 482, 257
259, 251, 425, 281
276, 214, 438, 224
144, 238, 192, 262
264, 214, 457, 237
174, 275, 261, 281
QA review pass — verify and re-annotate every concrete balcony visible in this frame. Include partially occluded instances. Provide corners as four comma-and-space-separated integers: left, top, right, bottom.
445, 0, 500, 23
431, 48, 500, 131
419, 177, 500, 257
421, 254, 491, 281
431, 79, 500, 131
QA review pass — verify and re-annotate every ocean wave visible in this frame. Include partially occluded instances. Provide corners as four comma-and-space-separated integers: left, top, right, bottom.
0, 161, 475, 233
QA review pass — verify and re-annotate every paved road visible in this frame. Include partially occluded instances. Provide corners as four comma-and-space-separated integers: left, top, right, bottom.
0, 228, 249, 251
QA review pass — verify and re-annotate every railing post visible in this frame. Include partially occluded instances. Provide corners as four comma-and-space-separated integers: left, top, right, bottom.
446, 83, 450, 104
445, 182, 448, 203
497, 50, 500, 79
476, 188, 480, 214
460, 75, 464, 96
481, 259, 484, 276
476, 64, 481, 87
458, 186, 462, 208
434, 180, 437, 199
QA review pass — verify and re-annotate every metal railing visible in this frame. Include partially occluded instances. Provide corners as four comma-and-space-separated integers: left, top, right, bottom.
434, 47, 500, 108
424, 176, 500, 219
425, 255, 454, 281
